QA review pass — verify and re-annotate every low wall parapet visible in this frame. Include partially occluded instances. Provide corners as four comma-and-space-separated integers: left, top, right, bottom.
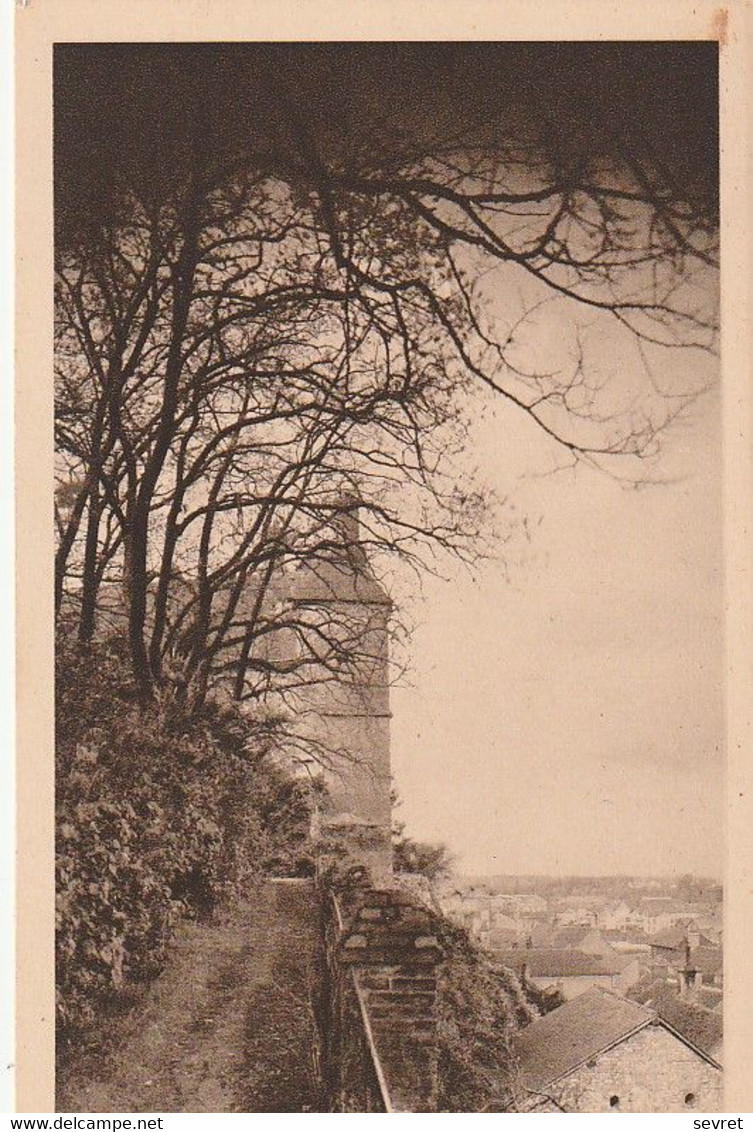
321, 883, 443, 1112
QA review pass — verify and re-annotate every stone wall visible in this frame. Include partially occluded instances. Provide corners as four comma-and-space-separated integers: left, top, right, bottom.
321, 885, 442, 1112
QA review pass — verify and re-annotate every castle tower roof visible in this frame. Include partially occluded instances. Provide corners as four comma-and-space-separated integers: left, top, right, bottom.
286, 498, 391, 607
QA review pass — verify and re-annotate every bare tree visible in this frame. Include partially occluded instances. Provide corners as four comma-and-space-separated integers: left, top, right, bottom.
54, 43, 719, 723
55, 172, 489, 710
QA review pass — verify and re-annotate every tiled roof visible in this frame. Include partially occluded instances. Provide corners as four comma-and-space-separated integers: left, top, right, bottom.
286, 556, 390, 605
488, 912, 524, 931
631, 972, 723, 1019
493, 948, 627, 978
698, 985, 723, 1012
630, 974, 671, 1006
639, 898, 703, 913
485, 928, 527, 949
530, 925, 589, 948
650, 927, 716, 951
602, 927, 650, 941
650, 927, 690, 949
651, 992, 723, 1062
512, 988, 655, 1091
527, 925, 554, 947
692, 947, 723, 978
550, 926, 593, 947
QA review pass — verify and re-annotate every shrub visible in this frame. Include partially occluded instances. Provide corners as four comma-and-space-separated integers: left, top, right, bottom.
431, 915, 543, 1111
56, 634, 314, 1041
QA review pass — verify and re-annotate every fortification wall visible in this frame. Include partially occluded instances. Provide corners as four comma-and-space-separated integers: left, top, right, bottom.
321, 885, 442, 1112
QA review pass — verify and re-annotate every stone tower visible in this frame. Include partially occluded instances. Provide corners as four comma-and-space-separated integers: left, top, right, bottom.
285, 501, 394, 883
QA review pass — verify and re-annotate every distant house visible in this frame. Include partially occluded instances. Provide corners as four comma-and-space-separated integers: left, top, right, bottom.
483, 927, 528, 950
511, 987, 722, 1113
644, 934, 723, 1023
629, 960, 724, 1020
601, 929, 651, 955
598, 901, 627, 930
436, 886, 548, 940
481, 913, 529, 950
692, 947, 724, 989
649, 929, 718, 972
555, 904, 599, 927
493, 948, 640, 1001
640, 900, 710, 935
695, 923, 723, 948
437, 887, 492, 936
491, 893, 548, 918
529, 925, 613, 956
488, 911, 527, 935
526, 924, 556, 948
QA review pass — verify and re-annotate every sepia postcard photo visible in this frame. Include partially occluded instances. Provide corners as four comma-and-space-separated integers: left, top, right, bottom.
12, 0, 753, 1115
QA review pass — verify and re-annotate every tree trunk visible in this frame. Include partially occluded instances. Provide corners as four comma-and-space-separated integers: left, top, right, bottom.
125, 201, 200, 698
78, 481, 102, 642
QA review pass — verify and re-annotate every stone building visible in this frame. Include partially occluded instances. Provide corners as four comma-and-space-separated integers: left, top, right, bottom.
275, 505, 394, 882
512, 987, 722, 1113
493, 949, 641, 1001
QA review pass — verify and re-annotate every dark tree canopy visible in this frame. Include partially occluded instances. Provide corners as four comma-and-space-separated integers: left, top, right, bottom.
53, 41, 719, 714
55, 42, 718, 245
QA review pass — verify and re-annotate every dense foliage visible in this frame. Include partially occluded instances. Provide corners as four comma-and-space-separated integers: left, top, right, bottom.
56, 634, 315, 1041
433, 915, 561, 1112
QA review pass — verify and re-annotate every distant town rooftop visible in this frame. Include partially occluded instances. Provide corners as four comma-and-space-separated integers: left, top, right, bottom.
492, 949, 630, 978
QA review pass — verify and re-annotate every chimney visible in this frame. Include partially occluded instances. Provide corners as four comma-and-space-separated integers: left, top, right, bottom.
678, 965, 700, 998
678, 940, 700, 999
331, 493, 367, 569
687, 924, 701, 949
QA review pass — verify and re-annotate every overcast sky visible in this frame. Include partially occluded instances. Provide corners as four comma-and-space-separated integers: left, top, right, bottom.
391, 342, 722, 880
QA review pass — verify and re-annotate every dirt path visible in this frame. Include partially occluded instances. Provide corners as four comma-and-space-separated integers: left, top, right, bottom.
58, 879, 326, 1113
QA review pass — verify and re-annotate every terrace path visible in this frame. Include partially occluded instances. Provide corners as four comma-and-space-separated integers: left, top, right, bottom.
58, 879, 325, 1113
